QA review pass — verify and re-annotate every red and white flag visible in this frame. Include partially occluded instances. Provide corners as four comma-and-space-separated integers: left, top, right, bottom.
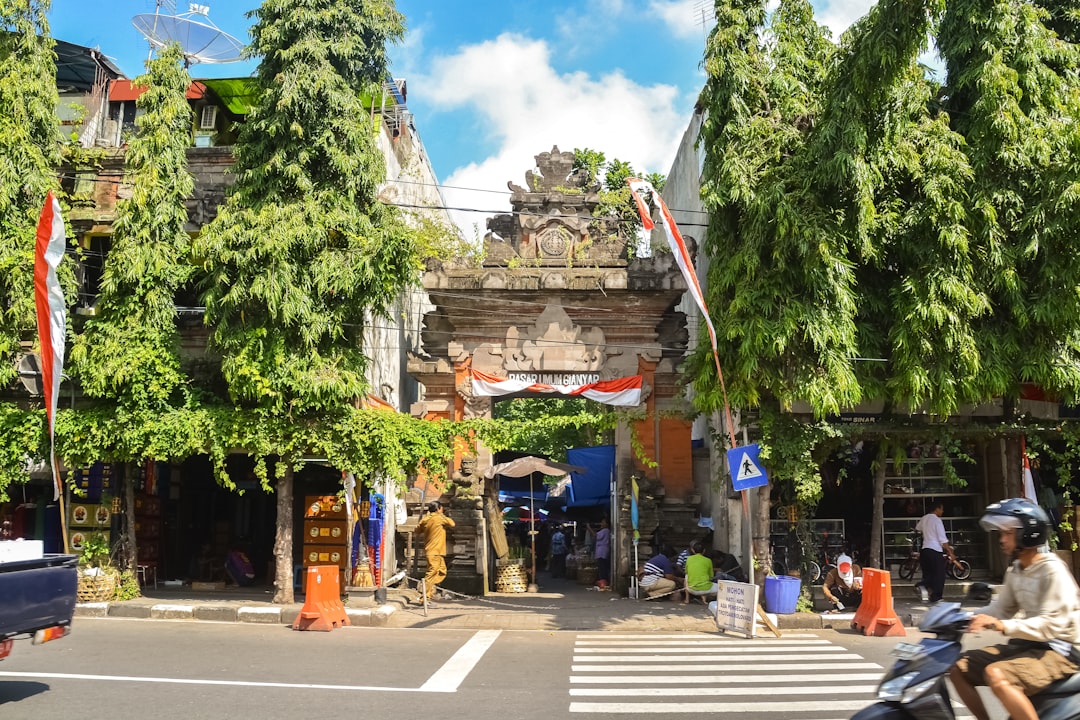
627, 178, 719, 358
471, 369, 642, 407
1021, 436, 1038, 503
34, 191, 67, 500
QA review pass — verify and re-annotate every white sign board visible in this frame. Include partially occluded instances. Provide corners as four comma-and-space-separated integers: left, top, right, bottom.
713, 579, 759, 637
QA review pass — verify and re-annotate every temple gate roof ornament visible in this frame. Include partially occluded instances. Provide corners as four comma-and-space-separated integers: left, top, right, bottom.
411, 146, 692, 420
504, 304, 607, 372
485, 145, 627, 267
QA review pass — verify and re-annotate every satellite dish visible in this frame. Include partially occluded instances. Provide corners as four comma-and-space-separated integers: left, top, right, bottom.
133, 3, 244, 66
17, 353, 43, 396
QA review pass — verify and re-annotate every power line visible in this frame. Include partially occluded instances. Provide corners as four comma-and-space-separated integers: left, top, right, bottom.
52, 173, 712, 227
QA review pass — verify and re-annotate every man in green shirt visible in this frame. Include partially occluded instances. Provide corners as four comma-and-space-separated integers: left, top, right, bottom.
683, 541, 718, 603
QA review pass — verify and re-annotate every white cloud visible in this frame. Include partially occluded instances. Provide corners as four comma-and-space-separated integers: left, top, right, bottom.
415, 33, 688, 238
814, 0, 874, 38
649, 0, 714, 39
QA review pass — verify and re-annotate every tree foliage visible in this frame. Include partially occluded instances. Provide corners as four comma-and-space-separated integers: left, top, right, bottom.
69, 43, 194, 412
489, 397, 613, 462
572, 147, 664, 244
696, 0, 1080, 419
694, 0, 1080, 553
0, 0, 62, 387
194, 0, 418, 414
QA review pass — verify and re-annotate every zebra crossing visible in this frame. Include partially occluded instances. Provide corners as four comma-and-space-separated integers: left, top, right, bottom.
566, 632, 973, 717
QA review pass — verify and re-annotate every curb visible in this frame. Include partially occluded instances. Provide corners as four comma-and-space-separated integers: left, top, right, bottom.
74, 598, 917, 632
75, 600, 407, 628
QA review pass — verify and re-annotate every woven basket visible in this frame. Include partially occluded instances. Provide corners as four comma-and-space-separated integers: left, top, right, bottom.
494, 562, 528, 593
77, 572, 116, 602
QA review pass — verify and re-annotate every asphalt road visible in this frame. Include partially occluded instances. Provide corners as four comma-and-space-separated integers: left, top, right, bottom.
0, 617, 1011, 720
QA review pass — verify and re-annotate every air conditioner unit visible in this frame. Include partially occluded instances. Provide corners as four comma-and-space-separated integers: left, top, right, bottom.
199, 105, 217, 130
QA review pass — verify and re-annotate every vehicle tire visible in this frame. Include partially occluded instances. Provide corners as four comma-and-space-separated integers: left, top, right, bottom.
807, 561, 821, 583
898, 560, 916, 581
949, 559, 971, 581
821, 563, 836, 581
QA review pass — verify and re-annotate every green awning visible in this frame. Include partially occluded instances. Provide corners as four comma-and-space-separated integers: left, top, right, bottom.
199, 78, 259, 116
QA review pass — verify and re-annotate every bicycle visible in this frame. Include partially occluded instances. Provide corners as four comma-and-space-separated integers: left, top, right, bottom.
897, 531, 971, 581
808, 530, 844, 584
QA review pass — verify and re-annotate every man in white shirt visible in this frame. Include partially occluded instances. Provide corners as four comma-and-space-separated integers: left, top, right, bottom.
915, 500, 957, 602
950, 498, 1080, 720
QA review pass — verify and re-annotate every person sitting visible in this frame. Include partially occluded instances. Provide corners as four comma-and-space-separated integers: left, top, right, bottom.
950, 498, 1080, 720
822, 553, 862, 611
683, 541, 718, 604
639, 546, 678, 600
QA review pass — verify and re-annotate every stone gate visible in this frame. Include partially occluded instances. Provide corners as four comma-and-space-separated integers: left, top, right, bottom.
408, 147, 708, 594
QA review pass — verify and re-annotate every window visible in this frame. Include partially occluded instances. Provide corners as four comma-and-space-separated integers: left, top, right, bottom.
199, 105, 217, 131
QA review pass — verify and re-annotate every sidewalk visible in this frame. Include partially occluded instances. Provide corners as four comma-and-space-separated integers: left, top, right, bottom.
74, 574, 977, 633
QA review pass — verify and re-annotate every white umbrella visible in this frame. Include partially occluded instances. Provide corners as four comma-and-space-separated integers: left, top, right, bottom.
485, 457, 587, 584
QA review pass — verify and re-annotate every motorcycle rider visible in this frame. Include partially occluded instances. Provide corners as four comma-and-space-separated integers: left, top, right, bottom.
949, 498, 1080, 720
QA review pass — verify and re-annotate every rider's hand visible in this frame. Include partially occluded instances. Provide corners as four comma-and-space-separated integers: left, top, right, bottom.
968, 613, 1004, 633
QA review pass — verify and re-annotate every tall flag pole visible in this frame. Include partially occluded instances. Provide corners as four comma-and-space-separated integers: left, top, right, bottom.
34, 191, 69, 551
627, 178, 737, 450
628, 178, 755, 584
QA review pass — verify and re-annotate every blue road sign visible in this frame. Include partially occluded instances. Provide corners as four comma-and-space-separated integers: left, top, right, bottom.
728, 444, 769, 491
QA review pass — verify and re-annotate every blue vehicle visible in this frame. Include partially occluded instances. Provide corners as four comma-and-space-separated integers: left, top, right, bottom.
0, 552, 77, 661
851, 602, 1080, 719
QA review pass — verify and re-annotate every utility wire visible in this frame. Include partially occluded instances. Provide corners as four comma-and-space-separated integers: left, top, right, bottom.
53, 173, 712, 228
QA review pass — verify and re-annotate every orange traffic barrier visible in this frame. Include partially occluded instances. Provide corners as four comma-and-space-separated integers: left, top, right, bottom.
292, 565, 350, 632
851, 567, 905, 637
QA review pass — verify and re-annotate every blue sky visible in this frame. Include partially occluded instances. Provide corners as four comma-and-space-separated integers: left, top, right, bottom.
47, 0, 876, 235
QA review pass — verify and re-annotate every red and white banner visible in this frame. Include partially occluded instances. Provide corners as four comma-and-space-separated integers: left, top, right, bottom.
471, 369, 642, 407
34, 191, 67, 500
628, 178, 744, 452
627, 178, 718, 357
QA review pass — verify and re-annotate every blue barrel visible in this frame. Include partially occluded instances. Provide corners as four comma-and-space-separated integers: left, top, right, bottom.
764, 575, 801, 614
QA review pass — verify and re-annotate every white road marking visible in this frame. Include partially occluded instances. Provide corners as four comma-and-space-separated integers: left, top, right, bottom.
575, 638, 830, 645
572, 661, 881, 672
570, 685, 879, 696
574, 645, 850, 653
568, 632, 892, 715
0, 671, 418, 692
570, 672, 885, 684
419, 629, 501, 692
573, 652, 865, 662
569, 700, 872, 713
0, 629, 502, 695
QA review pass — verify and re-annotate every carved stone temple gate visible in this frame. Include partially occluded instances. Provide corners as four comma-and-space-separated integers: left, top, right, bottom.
407, 147, 703, 595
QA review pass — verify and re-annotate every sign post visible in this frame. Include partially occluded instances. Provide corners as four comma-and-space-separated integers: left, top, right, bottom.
727, 443, 769, 589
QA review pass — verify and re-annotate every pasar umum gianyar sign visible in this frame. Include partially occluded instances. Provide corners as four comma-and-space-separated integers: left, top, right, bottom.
470, 369, 642, 407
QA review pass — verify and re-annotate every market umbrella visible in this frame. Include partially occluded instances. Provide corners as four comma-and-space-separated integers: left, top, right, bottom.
485, 456, 586, 583
483, 457, 587, 479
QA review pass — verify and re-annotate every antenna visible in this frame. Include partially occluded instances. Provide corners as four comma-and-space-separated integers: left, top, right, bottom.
693, 0, 715, 25
132, 3, 244, 66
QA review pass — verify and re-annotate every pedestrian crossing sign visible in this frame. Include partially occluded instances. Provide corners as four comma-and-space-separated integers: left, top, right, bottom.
728, 444, 769, 491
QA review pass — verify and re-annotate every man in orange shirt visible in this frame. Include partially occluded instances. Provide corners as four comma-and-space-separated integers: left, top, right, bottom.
416, 501, 455, 601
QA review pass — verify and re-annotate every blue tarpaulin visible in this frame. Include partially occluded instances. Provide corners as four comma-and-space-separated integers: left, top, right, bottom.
565, 445, 615, 508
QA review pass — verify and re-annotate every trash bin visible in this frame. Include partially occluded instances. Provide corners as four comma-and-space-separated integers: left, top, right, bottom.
764, 575, 800, 614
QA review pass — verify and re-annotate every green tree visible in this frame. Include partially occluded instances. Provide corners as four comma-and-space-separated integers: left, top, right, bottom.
491, 398, 610, 461
67, 43, 195, 576
696, 0, 1080, 565
939, 0, 1080, 490
70, 43, 194, 412
0, 0, 62, 387
573, 148, 663, 248
194, 0, 418, 603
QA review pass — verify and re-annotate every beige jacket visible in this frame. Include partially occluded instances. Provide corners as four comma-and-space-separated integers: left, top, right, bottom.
980, 553, 1080, 644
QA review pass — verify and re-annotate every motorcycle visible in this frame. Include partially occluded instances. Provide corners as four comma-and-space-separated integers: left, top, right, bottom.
851, 602, 1080, 719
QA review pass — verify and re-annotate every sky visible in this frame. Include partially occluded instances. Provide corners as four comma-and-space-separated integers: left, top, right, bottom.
46, 0, 877, 236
